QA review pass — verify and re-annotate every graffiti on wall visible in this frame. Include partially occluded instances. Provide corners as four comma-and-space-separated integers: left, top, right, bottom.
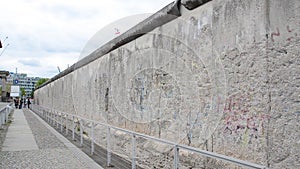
271, 25, 298, 42
223, 93, 270, 143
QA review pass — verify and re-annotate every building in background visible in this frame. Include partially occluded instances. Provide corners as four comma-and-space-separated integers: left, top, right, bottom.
0, 70, 9, 102
7, 72, 40, 98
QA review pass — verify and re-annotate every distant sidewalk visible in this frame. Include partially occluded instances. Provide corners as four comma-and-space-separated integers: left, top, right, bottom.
0, 108, 103, 169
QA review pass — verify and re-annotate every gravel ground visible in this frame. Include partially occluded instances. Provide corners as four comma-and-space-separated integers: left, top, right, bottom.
0, 149, 88, 169
0, 124, 9, 151
23, 109, 65, 149
0, 108, 95, 169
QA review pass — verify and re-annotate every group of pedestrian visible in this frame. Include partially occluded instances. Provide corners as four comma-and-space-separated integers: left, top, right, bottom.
13, 98, 31, 109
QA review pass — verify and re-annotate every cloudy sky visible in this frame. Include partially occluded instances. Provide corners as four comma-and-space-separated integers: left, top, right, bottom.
0, 0, 173, 78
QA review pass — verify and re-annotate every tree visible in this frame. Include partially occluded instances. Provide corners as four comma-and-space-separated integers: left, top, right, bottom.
35, 78, 49, 89
6, 83, 11, 93
30, 90, 34, 99
20, 87, 26, 97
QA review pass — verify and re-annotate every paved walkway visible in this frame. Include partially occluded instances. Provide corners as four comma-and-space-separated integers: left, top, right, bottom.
2, 109, 38, 151
0, 108, 103, 169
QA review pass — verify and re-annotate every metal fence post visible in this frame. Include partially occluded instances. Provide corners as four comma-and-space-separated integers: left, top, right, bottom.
5, 106, 8, 123
174, 145, 179, 169
45, 111, 47, 122
107, 126, 111, 167
0, 111, 3, 126
66, 114, 68, 135
91, 122, 94, 155
80, 119, 83, 147
49, 110, 52, 125
53, 111, 55, 126
72, 116, 75, 140
132, 134, 136, 169
3, 104, 270, 169
52, 111, 54, 126
60, 113, 63, 132
2, 111, 4, 124
51, 110, 53, 125
47, 110, 49, 123
46, 111, 50, 122
45, 110, 47, 122
56, 112, 59, 128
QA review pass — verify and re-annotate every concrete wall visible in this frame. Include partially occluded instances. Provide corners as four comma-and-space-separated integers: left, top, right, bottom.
35, 0, 300, 168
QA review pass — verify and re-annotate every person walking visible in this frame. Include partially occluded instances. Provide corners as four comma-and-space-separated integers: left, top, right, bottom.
14, 98, 17, 108
15, 98, 19, 109
19, 99, 23, 109
27, 98, 31, 109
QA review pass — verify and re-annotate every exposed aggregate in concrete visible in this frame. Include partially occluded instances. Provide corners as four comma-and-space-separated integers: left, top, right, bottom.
23, 109, 65, 149
0, 149, 88, 169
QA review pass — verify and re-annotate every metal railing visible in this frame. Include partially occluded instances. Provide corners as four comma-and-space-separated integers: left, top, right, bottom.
0, 103, 13, 126
31, 104, 268, 169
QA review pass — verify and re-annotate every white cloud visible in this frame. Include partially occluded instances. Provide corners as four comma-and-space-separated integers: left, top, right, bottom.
0, 0, 174, 78
18, 59, 41, 67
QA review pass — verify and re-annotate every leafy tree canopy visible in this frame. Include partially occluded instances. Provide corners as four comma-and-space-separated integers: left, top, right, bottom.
35, 78, 49, 89
20, 87, 26, 96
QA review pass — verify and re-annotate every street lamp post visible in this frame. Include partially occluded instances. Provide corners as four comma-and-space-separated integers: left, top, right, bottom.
0, 37, 9, 56
0, 43, 9, 57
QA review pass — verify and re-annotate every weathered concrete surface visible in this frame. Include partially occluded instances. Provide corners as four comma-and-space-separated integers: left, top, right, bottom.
35, 0, 300, 168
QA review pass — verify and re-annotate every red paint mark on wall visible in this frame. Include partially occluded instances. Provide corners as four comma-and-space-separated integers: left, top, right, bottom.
271, 26, 298, 42
114, 28, 120, 35
286, 25, 298, 41
271, 27, 280, 42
